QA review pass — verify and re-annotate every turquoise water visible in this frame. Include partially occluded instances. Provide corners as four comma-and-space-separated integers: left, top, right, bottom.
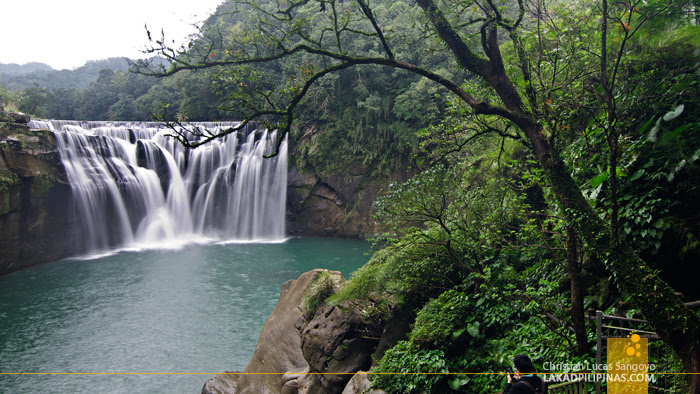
0, 238, 369, 393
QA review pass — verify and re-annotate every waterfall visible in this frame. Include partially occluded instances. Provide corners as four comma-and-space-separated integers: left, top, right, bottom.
29, 120, 288, 254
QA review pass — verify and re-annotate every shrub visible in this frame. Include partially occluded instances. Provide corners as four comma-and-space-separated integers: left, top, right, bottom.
300, 270, 341, 320
370, 341, 448, 393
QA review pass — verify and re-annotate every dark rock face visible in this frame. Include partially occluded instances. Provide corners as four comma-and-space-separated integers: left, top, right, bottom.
286, 165, 401, 239
0, 115, 75, 275
135, 139, 172, 195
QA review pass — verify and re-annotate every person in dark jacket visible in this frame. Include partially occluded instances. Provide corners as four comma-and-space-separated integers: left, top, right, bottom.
503, 354, 547, 393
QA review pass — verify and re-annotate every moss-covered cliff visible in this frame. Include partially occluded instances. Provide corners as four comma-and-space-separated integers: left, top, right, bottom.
0, 111, 74, 275
285, 124, 414, 239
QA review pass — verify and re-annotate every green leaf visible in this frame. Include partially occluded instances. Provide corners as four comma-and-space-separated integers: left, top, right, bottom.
629, 169, 644, 181
661, 124, 691, 141
638, 118, 655, 135
590, 173, 608, 188
467, 322, 480, 337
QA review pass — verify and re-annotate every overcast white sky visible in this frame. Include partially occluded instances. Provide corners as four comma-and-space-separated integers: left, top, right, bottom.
1, 0, 224, 70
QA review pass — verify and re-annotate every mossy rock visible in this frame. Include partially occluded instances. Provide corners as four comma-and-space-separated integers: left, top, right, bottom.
0, 112, 30, 124
0, 122, 31, 138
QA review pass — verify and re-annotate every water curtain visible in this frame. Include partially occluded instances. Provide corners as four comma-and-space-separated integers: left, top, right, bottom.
29, 120, 288, 252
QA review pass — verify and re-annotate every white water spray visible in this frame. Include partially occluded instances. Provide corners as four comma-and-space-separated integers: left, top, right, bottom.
30, 120, 288, 253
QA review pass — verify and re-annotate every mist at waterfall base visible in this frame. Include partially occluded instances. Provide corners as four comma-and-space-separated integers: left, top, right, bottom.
0, 238, 370, 393
0, 121, 370, 392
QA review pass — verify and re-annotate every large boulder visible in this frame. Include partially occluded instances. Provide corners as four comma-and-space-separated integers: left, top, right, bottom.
295, 301, 378, 393
202, 269, 385, 394
202, 269, 322, 394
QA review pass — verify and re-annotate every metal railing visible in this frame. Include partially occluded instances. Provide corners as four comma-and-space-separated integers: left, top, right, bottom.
548, 374, 588, 393
595, 311, 659, 394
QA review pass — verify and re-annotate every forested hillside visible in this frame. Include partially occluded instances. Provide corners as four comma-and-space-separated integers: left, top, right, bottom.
0, 57, 169, 120
0, 62, 53, 75
0, 58, 130, 90
1, 1, 448, 176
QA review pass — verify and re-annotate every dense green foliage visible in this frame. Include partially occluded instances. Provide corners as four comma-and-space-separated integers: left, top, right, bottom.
191, 0, 465, 175
337, 100, 698, 392
300, 269, 342, 319
325, 1, 699, 392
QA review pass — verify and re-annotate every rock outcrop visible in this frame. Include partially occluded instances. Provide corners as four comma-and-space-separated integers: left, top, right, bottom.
286, 164, 406, 239
295, 301, 377, 393
0, 112, 74, 275
202, 269, 390, 394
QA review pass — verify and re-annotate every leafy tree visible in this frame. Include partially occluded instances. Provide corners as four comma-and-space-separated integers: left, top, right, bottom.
135, 0, 700, 383
133, 74, 187, 120
0, 83, 18, 112
80, 69, 121, 120
44, 88, 82, 120
17, 85, 53, 118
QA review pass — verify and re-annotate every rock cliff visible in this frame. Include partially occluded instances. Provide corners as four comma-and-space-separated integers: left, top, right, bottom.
201, 269, 394, 394
0, 111, 74, 275
286, 162, 413, 239
286, 165, 381, 238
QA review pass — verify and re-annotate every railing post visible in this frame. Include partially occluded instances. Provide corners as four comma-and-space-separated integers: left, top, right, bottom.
596, 310, 603, 394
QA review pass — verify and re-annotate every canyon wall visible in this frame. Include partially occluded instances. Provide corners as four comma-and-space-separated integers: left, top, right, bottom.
0, 112, 74, 275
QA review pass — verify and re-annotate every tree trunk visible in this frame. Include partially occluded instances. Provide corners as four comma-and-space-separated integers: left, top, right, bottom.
402, 0, 700, 384
518, 116, 700, 387
566, 226, 588, 355
409, 0, 700, 383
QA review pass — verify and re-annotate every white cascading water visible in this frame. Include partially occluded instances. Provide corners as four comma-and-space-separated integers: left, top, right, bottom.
29, 120, 288, 254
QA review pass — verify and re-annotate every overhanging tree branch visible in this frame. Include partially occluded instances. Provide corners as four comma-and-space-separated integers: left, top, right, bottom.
134, 1, 700, 383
